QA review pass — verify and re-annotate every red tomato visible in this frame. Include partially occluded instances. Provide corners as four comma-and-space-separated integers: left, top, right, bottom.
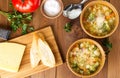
12, 0, 41, 13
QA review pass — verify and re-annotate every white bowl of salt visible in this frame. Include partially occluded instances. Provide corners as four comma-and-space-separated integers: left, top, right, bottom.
41, 0, 63, 19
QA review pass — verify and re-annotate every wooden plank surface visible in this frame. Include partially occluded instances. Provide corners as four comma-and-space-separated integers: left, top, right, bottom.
0, 27, 63, 78
108, 0, 120, 78
0, 0, 120, 78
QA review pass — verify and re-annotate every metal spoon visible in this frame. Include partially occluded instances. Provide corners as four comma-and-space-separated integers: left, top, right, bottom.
63, 0, 88, 19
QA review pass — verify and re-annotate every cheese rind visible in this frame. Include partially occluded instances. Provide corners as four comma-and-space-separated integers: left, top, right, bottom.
0, 42, 26, 72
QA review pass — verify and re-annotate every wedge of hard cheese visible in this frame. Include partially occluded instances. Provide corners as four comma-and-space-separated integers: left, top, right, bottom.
0, 42, 26, 72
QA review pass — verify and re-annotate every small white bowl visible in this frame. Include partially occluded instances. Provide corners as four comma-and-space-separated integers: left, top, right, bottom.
40, 0, 64, 19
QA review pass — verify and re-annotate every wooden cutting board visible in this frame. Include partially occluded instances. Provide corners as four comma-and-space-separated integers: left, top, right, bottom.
0, 26, 63, 78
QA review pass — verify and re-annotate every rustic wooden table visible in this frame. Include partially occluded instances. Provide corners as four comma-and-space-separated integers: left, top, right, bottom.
0, 0, 120, 78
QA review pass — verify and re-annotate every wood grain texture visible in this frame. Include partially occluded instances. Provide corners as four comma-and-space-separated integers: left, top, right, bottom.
108, 0, 120, 78
0, 27, 63, 78
31, 71, 45, 78
0, 0, 120, 78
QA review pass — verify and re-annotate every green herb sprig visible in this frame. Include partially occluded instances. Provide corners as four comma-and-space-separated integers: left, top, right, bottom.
0, 2, 34, 34
64, 22, 72, 32
0, 11, 33, 34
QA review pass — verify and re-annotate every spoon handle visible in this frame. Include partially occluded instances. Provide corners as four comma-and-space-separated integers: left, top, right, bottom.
80, 0, 88, 4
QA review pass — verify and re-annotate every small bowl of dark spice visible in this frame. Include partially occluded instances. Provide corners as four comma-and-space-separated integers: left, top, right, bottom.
41, 0, 63, 19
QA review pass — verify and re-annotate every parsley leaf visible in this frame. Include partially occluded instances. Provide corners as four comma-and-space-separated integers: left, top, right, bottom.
64, 22, 72, 32
102, 38, 112, 54
22, 24, 27, 35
